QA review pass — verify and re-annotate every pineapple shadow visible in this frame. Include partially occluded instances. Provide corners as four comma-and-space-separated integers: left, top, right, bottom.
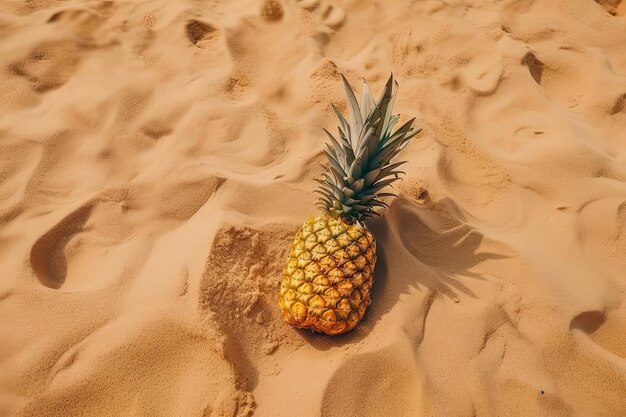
301, 194, 508, 349
387, 195, 505, 295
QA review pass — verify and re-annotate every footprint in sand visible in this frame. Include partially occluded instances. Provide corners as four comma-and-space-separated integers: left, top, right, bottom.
7, 40, 82, 93
609, 93, 625, 115
594, 0, 625, 15
578, 197, 626, 273
571, 310, 605, 334
571, 308, 626, 358
260, 0, 285, 22
521, 51, 544, 85
29, 168, 223, 291
30, 203, 92, 290
47, 6, 110, 35
296, 0, 346, 33
297, 0, 321, 11
29, 195, 144, 292
185, 19, 219, 48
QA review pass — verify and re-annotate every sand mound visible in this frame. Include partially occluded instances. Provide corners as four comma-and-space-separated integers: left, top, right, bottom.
2, 0, 626, 416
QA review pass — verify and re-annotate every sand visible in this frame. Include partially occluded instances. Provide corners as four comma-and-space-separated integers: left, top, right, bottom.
1, 0, 626, 416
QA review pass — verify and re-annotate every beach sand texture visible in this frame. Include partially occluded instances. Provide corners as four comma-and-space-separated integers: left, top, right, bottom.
1, 0, 626, 416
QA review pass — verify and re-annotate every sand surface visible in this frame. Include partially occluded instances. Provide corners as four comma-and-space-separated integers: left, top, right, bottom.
1, 0, 626, 416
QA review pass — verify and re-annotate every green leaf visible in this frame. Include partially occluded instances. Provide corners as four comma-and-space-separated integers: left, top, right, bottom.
368, 199, 389, 208
380, 147, 404, 167
328, 165, 345, 186
331, 103, 351, 139
323, 150, 348, 178
316, 196, 333, 207
340, 74, 364, 147
376, 192, 398, 198
325, 143, 339, 161
360, 80, 376, 121
323, 128, 344, 158
347, 157, 363, 180
326, 181, 347, 200
360, 129, 379, 162
372, 74, 395, 139
355, 143, 369, 170
379, 118, 416, 151
363, 168, 381, 187
350, 178, 365, 194
358, 193, 376, 203
341, 186, 355, 198
372, 177, 400, 190
375, 161, 407, 182
381, 78, 399, 135
355, 124, 375, 156
314, 189, 333, 199
382, 114, 400, 140
351, 204, 370, 212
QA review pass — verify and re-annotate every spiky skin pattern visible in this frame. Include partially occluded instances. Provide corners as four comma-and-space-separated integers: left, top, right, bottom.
278, 216, 376, 335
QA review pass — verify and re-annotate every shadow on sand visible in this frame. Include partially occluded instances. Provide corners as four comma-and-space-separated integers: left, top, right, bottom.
300, 193, 509, 350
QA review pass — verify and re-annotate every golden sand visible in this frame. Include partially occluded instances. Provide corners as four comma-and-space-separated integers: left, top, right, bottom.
1, 0, 626, 416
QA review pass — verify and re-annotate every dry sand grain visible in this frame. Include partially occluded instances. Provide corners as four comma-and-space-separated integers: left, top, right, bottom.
1, 0, 626, 416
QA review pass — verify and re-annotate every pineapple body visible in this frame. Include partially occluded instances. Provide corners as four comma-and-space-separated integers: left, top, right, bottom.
278, 216, 376, 335
278, 73, 418, 335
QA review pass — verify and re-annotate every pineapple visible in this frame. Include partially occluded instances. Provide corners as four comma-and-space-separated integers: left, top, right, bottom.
278, 74, 420, 335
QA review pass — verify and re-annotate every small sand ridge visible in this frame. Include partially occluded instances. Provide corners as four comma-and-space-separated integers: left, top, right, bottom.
1, 0, 626, 416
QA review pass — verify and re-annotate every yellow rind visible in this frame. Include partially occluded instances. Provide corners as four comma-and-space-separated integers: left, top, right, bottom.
278, 215, 376, 335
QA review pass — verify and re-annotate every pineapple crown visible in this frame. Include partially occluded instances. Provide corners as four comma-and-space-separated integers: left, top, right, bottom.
315, 73, 421, 223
